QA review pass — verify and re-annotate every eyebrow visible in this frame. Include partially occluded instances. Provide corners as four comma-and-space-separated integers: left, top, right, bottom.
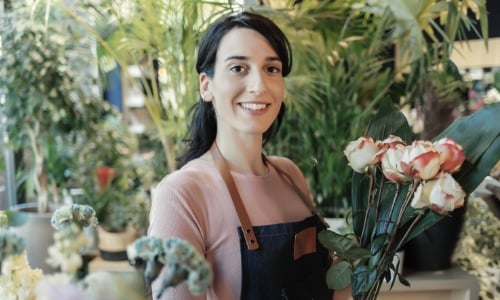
224, 55, 282, 63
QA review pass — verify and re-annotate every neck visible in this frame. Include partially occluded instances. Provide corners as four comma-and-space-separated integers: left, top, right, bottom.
214, 137, 267, 175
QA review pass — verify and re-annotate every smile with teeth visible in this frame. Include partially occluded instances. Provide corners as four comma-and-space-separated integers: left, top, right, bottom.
239, 103, 269, 111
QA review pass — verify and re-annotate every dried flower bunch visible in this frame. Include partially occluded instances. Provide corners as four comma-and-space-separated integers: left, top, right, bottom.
0, 212, 26, 268
0, 211, 41, 300
0, 204, 143, 300
127, 236, 213, 299
47, 204, 98, 277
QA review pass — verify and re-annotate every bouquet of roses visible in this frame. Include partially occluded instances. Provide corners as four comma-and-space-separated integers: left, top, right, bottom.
319, 101, 500, 300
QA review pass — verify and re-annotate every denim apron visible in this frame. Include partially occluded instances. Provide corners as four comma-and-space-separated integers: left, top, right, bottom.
238, 215, 332, 300
211, 144, 333, 300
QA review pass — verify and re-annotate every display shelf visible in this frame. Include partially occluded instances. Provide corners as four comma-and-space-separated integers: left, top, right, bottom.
378, 266, 479, 300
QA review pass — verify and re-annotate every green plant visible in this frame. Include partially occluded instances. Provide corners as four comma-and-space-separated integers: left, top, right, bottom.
57, 0, 234, 175
263, 0, 489, 217
0, 1, 110, 212
69, 114, 152, 232
260, 2, 395, 216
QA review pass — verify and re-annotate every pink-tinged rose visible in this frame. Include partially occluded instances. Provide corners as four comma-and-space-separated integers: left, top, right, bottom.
344, 136, 380, 173
434, 138, 466, 173
400, 141, 441, 180
375, 135, 407, 162
411, 174, 465, 215
378, 135, 407, 150
380, 145, 410, 183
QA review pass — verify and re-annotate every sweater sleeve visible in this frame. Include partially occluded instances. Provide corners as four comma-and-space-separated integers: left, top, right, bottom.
148, 175, 208, 300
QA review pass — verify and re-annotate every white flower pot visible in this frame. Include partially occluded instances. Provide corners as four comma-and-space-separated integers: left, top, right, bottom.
9, 203, 57, 273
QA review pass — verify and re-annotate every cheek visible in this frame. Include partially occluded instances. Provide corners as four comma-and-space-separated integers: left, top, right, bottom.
270, 79, 286, 100
212, 76, 242, 100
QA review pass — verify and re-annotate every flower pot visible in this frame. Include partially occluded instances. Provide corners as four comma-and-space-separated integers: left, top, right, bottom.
8, 203, 57, 274
403, 205, 466, 270
96, 225, 137, 261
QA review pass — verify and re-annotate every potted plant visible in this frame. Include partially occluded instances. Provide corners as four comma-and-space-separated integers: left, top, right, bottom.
0, 0, 113, 272
0, 1, 109, 213
56, 0, 234, 176
68, 114, 152, 261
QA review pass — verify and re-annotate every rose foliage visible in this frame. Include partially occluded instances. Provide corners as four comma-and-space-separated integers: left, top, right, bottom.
318, 101, 500, 299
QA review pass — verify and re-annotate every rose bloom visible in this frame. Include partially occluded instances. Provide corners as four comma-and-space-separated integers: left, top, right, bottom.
434, 138, 466, 173
377, 135, 406, 151
401, 140, 441, 180
344, 136, 380, 173
380, 145, 410, 183
411, 174, 466, 215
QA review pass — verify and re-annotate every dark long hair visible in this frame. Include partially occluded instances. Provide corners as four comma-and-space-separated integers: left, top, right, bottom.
177, 11, 293, 168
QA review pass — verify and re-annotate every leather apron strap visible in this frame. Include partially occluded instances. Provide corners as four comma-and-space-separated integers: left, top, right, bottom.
266, 159, 329, 229
210, 144, 259, 250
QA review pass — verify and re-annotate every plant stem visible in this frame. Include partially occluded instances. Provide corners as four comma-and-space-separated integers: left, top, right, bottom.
395, 213, 423, 251
383, 183, 401, 234
360, 169, 375, 245
374, 174, 385, 221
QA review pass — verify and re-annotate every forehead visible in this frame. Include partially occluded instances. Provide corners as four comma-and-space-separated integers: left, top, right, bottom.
216, 27, 278, 60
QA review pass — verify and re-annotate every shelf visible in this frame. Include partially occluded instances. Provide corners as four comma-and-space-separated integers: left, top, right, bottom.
377, 267, 479, 300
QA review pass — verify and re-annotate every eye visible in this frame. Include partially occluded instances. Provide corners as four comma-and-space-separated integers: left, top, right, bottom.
266, 65, 282, 74
229, 65, 246, 73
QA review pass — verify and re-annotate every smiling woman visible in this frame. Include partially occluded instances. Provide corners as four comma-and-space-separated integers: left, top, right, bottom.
147, 10, 344, 300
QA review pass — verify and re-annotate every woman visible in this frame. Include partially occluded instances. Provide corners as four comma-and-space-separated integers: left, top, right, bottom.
148, 11, 341, 300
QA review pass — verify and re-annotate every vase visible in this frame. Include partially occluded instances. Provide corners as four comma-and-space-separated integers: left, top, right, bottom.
8, 203, 57, 273
403, 205, 466, 270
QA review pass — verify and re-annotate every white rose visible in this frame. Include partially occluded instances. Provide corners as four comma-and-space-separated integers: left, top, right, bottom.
344, 136, 380, 173
380, 145, 410, 183
411, 174, 465, 214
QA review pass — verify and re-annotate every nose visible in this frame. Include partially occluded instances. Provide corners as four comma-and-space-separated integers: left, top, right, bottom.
247, 69, 267, 95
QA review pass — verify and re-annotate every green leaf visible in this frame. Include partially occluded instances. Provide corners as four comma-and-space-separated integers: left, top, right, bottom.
435, 103, 500, 194
351, 264, 369, 295
398, 274, 411, 287
351, 172, 371, 239
318, 229, 354, 253
352, 264, 378, 295
370, 234, 389, 256
340, 247, 372, 260
365, 98, 414, 143
326, 261, 353, 290
368, 250, 382, 270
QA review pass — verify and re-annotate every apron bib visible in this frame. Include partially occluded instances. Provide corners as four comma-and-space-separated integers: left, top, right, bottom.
239, 215, 332, 300
211, 144, 333, 299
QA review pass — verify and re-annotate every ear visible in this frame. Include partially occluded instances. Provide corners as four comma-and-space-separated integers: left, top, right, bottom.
199, 73, 213, 102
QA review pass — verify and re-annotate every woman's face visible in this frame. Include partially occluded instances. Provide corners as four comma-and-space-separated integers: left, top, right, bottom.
200, 27, 285, 140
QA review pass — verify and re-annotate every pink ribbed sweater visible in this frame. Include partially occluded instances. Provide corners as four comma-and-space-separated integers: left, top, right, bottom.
148, 154, 315, 299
